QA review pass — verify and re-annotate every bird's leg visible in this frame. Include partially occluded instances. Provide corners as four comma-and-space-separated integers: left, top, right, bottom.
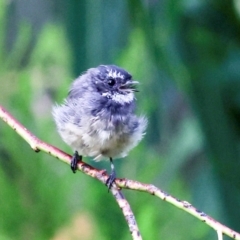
106, 157, 116, 190
71, 151, 82, 173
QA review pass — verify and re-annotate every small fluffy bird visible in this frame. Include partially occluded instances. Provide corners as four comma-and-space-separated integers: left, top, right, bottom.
53, 65, 147, 188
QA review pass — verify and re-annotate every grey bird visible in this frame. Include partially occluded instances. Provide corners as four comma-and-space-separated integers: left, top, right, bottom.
52, 65, 147, 189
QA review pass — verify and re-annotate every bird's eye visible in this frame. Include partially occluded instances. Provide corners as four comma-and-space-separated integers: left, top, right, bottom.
108, 78, 116, 86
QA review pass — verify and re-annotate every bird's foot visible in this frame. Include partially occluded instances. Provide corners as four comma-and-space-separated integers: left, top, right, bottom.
106, 157, 116, 191
106, 170, 116, 191
71, 151, 82, 173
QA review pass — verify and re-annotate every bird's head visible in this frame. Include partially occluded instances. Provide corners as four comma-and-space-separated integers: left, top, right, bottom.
91, 65, 138, 104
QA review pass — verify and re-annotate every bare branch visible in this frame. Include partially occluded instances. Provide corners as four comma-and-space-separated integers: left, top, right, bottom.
0, 105, 142, 240
1, 105, 240, 239
116, 179, 240, 239
217, 230, 223, 240
110, 186, 142, 239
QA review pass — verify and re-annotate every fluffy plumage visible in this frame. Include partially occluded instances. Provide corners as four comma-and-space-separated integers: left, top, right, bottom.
53, 65, 147, 162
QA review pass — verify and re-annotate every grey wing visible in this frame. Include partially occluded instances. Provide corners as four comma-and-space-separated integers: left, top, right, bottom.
52, 99, 82, 129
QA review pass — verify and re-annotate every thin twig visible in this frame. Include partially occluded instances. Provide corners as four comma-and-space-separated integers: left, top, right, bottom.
1, 105, 240, 239
217, 230, 223, 240
115, 179, 240, 239
0, 105, 142, 240
110, 186, 142, 240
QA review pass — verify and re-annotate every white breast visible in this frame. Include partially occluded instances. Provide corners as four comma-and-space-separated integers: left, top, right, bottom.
57, 115, 146, 161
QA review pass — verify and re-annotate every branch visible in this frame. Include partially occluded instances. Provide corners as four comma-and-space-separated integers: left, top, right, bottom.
0, 105, 240, 240
0, 105, 142, 240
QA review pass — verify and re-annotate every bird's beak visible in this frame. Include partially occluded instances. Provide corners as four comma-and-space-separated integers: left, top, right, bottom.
120, 80, 139, 92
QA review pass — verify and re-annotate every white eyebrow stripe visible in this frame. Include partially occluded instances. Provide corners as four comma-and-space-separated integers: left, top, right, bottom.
108, 70, 124, 79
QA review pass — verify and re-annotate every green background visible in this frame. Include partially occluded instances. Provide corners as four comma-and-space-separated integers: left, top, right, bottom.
1, 0, 240, 239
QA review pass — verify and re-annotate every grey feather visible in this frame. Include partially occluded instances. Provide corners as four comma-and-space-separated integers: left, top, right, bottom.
52, 65, 147, 161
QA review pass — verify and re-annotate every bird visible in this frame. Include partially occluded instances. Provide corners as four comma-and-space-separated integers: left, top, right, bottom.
52, 65, 147, 189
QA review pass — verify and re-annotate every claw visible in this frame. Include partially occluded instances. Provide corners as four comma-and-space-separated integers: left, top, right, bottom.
106, 157, 116, 191
71, 151, 82, 173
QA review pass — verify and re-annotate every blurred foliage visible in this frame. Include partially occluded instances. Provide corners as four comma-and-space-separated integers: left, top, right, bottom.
1, 0, 240, 239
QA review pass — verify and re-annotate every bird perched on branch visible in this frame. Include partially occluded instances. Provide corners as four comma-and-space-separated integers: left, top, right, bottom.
53, 65, 147, 189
